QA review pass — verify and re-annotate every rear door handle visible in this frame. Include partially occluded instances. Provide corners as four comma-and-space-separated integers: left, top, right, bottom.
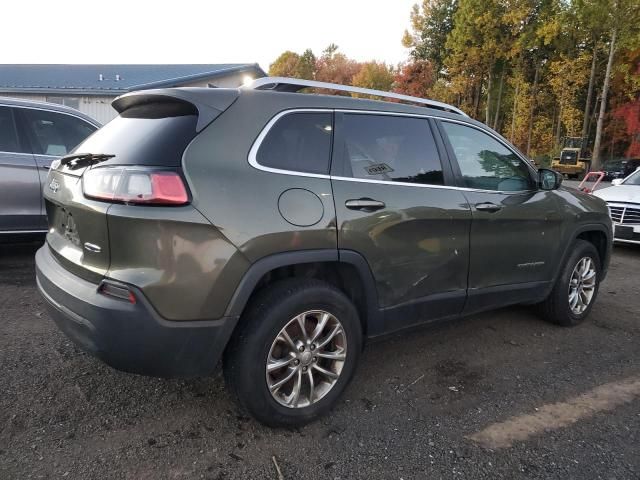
345, 198, 386, 212
475, 202, 502, 212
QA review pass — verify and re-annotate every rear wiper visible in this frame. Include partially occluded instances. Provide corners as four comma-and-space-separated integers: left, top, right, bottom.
60, 153, 115, 170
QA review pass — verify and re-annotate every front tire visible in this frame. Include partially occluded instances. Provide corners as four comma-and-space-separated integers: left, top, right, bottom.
538, 239, 601, 326
223, 279, 362, 427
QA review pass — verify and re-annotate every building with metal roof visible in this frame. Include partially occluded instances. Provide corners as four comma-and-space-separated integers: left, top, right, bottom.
0, 64, 266, 124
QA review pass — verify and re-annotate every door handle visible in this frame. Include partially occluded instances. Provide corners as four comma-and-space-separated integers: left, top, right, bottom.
345, 198, 386, 212
475, 202, 502, 212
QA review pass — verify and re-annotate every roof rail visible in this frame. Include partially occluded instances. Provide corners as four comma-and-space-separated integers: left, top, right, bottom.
245, 76, 468, 117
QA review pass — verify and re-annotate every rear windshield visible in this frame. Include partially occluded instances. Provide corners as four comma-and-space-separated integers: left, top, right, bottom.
67, 104, 198, 169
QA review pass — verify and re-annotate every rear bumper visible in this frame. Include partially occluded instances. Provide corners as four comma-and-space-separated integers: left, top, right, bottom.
35, 245, 238, 377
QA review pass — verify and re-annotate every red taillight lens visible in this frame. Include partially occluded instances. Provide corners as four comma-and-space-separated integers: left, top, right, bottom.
83, 167, 189, 205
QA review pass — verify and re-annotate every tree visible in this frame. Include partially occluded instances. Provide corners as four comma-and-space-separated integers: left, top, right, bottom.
296, 49, 316, 80
589, 0, 640, 170
402, 0, 458, 76
268, 51, 301, 77
315, 45, 360, 86
393, 60, 435, 98
352, 61, 395, 94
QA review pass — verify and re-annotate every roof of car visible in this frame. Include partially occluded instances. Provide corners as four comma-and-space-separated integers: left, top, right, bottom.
0, 64, 267, 95
0, 96, 101, 126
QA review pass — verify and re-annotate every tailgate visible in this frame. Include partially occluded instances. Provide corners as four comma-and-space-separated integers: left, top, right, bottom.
44, 169, 111, 283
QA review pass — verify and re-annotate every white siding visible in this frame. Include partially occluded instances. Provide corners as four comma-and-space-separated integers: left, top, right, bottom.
0, 70, 255, 125
0, 93, 117, 125
181, 71, 253, 88
77, 96, 117, 125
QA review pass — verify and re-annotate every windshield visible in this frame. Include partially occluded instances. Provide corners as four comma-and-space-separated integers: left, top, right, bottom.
603, 160, 624, 170
622, 169, 640, 185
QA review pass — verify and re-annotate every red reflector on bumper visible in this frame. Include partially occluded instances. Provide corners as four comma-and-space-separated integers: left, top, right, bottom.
99, 282, 136, 304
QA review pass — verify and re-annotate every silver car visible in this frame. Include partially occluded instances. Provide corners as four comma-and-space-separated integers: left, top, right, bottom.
0, 98, 99, 236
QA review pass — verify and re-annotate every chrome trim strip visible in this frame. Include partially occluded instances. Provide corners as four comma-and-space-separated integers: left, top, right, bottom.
0, 151, 34, 157
247, 108, 537, 195
0, 229, 47, 234
246, 77, 468, 117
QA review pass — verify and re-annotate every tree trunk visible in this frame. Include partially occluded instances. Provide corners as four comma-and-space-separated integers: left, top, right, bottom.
526, 64, 540, 156
474, 81, 482, 119
581, 46, 598, 147
493, 67, 505, 130
592, 27, 617, 171
485, 69, 493, 125
511, 81, 519, 142
555, 103, 563, 149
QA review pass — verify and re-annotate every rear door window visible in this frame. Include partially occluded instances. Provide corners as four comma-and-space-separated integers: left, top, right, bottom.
335, 113, 445, 186
256, 112, 333, 175
19, 108, 96, 156
0, 106, 27, 154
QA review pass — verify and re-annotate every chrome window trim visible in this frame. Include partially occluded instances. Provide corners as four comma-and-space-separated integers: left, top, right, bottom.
0, 229, 47, 234
0, 151, 33, 157
247, 108, 538, 195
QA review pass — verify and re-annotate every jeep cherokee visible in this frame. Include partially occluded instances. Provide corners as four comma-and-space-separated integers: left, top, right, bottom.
36, 77, 613, 426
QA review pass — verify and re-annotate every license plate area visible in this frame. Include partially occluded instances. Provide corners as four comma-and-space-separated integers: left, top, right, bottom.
614, 225, 635, 240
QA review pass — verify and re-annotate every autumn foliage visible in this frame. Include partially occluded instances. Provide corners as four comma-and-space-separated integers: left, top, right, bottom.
269, 0, 640, 162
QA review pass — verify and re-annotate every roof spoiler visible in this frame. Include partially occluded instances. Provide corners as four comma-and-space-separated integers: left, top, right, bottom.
112, 87, 239, 132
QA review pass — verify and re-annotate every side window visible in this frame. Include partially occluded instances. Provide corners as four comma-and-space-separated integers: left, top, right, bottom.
19, 109, 96, 156
339, 114, 444, 186
256, 112, 333, 174
442, 121, 533, 192
0, 106, 23, 153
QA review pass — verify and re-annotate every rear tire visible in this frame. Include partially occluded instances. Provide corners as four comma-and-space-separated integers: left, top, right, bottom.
223, 278, 362, 427
538, 239, 601, 326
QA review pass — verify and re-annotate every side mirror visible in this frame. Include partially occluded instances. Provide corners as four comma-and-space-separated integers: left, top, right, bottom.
611, 178, 624, 186
539, 168, 562, 190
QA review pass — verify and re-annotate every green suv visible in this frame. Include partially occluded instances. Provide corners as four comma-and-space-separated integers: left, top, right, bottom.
36, 78, 612, 426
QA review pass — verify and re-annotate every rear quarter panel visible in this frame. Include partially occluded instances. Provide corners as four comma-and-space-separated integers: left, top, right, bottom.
182, 91, 337, 263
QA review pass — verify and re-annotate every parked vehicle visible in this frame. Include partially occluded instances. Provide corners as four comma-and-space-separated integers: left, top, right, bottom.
594, 167, 640, 245
0, 98, 99, 236
36, 78, 612, 426
602, 158, 640, 181
551, 136, 591, 179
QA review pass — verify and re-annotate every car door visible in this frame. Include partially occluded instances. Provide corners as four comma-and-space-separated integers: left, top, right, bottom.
0, 106, 44, 232
331, 112, 472, 335
437, 120, 563, 313
16, 107, 97, 218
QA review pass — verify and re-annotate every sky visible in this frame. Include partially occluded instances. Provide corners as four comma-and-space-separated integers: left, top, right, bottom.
1, 0, 417, 70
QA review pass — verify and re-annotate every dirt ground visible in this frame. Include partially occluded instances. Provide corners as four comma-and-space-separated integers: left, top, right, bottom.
1, 240, 639, 479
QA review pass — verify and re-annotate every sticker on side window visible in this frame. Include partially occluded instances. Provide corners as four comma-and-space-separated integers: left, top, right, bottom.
365, 163, 394, 176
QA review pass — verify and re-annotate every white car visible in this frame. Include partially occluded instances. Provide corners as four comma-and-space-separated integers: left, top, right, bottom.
594, 167, 640, 245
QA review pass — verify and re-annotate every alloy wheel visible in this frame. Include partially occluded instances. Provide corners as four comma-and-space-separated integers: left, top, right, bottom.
568, 257, 597, 315
266, 310, 347, 408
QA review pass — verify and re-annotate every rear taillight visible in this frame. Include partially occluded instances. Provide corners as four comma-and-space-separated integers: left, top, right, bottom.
83, 167, 189, 205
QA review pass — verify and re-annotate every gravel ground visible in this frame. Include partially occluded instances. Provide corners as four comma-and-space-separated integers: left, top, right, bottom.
1, 240, 639, 480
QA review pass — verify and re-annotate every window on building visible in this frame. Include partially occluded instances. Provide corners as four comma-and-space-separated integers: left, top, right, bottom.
46, 96, 81, 110
338, 114, 444, 186
256, 112, 333, 174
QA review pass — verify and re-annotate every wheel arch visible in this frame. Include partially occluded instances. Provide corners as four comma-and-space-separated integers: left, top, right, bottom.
224, 249, 382, 337
556, 224, 612, 283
